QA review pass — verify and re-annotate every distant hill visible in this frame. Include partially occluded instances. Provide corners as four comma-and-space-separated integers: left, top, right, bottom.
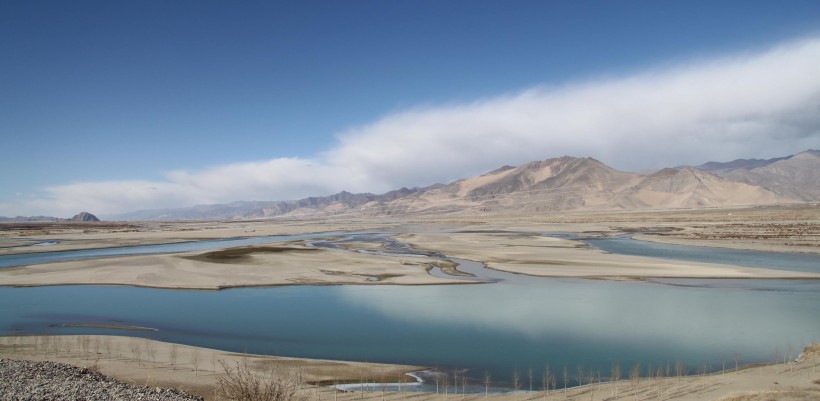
0, 215, 62, 222
716, 150, 820, 201
694, 155, 792, 173
0, 212, 101, 223
69, 212, 100, 222
107, 186, 440, 221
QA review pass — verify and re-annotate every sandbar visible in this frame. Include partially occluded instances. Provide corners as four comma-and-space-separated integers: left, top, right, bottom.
394, 231, 820, 280
0, 243, 465, 289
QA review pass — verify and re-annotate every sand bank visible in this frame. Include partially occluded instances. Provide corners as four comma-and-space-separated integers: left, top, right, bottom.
0, 220, 396, 255
395, 231, 820, 280
0, 243, 465, 289
1, 335, 818, 401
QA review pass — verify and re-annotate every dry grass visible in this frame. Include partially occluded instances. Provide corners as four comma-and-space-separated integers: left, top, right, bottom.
717, 387, 820, 401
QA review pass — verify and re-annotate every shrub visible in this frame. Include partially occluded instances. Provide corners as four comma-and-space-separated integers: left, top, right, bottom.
216, 360, 301, 401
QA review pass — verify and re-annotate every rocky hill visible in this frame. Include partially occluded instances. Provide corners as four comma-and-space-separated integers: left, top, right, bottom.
69, 212, 100, 222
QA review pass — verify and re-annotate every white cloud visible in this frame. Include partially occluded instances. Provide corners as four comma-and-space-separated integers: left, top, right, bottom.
4, 36, 820, 216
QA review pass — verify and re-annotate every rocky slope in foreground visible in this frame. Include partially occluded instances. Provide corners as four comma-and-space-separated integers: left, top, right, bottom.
0, 359, 203, 401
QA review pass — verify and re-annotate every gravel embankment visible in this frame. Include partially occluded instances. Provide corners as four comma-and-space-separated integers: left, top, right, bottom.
0, 359, 204, 400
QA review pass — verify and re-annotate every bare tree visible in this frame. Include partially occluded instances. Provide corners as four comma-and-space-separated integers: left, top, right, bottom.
192, 349, 201, 376
541, 365, 550, 400
528, 367, 533, 393
216, 359, 301, 401
103, 337, 112, 360
453, 369, 459, 396
733, 353, 741, 372
675, 360, 685, 386
129, 339, 142, 367
611, 362, 621, 397
562, 366, 568, 396
170, 344, 178, 370
79, 336, 90, 360
442, 372, 450, 399
630, 362, 640, 399
512, 368, 521, 395
145, 341, 157, 368
483, 371, 492, 398
91, 336, 100, 358
575, 365, 583, 387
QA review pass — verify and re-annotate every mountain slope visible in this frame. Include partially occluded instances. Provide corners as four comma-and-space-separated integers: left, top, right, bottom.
372, 156, 640, 215
614, 167, 782, 209
720, 150, 820, 201
695, 155, 792, 173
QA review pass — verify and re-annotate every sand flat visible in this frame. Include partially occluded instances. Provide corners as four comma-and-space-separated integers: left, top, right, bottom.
395, 231, 820, 280
0, 244, 465, 289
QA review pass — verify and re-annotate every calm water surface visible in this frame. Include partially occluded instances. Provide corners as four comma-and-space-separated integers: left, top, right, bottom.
2, 279, 818, 388
584, 235, 820, 273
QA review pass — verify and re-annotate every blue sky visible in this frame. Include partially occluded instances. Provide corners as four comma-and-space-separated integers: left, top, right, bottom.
2, 1, 820, 216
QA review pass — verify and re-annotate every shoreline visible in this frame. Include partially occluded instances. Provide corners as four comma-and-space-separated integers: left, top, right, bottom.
1, 335, 817, 401
632, 232, 820, 254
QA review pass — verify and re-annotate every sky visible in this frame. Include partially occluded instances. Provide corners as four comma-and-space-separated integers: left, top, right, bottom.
2, 1, 820, 217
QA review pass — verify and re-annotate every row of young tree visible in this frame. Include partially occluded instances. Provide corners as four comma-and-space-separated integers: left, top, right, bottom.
1, 335, 809, 401
424, 347, 804, 400
0, 334, 212, 376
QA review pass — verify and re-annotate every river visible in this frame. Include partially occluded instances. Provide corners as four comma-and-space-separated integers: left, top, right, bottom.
0, 231, 818, 390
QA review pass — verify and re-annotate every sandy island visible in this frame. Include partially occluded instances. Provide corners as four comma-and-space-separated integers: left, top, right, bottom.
394, 231, 820, 280
0, 241, 466, 289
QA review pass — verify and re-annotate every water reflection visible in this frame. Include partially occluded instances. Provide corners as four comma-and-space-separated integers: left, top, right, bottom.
338, 279, 820, 377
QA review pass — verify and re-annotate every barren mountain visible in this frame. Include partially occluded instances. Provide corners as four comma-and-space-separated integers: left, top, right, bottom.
718, 150, 820, 201
694, 155, 792, 173
360, 156, 640, 215
613, 167, 782, 209
69, 212, 100, 222
95, 151, 815, 221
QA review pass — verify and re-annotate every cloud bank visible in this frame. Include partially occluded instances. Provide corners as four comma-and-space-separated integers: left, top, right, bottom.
6, 36, 820, 216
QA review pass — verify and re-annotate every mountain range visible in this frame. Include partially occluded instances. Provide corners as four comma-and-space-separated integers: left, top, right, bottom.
3, 151, 816, 222
93, 149, 818, 221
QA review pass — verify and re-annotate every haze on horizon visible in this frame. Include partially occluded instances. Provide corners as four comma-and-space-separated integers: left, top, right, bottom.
2, 1, 819, 217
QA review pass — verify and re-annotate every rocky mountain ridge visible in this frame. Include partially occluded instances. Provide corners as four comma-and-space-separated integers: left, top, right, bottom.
6, 151, 816, 222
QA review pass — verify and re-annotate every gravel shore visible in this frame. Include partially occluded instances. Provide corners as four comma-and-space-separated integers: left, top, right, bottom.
0, 359, 203, 401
